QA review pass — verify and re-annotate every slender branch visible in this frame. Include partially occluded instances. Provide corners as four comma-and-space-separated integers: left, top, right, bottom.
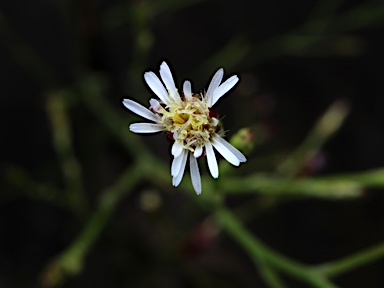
313, 242, 384, 278
46, 91, 88, 217
320, 168, 384, 188
219, 166, 384, 198
257, 261, 287, 288
3, 165, 63, 207
41, 165, 143, 287
214, 206, 339, 288
78, 75, 154, 158
219, 173, 362, 198
276, 100, 350, 177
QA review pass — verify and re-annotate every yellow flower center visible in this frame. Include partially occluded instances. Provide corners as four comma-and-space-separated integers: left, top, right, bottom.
160, 94, 220, 152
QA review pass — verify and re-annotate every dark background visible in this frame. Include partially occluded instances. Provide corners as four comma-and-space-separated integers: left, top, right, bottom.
1, 0, 384, 287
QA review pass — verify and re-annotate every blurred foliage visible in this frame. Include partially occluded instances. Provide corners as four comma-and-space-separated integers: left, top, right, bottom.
1, 0, 384, 287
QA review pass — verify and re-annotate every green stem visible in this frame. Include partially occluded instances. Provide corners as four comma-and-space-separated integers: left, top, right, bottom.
276, 100, 350, 177
4, 165, 62, 206
313, 242, 384, 278
78, 75, 153, 158
257, 261, 287, 288
46, 92, 88, 218
219, 173, 362, 198
42, 165, 143, 286
320, 168, 384, 188
215, 206, 338, 288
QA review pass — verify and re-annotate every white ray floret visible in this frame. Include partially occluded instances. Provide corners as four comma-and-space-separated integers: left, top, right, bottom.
144, 72, 169, 104
213, 135, 247, 163
171, 141, 184, 158
171, 150, 187, 176
211, 135, 242, 166
123, 99, 157, 122
205, 141, 219, 178
211, 75, 240, 107
189, 154, 201, 195
172, 150, 188, 187
206, 68, 224, 107
159, 62, 180, 103
183, 81, 192, 99
129, 123, 164, 133
194, 145, 203, 158
122, 61, 246, 195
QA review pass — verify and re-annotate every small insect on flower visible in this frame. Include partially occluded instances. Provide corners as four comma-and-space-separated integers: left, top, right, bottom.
122, 61, 246, 195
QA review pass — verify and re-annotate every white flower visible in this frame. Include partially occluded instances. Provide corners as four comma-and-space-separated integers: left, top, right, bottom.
123, 61, 246, 195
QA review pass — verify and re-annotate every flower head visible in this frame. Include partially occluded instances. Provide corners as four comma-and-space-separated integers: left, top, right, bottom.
123, 61, 246, 194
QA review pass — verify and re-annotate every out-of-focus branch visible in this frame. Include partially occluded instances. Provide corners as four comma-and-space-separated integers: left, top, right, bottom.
3, 165, 62, 206
219, 173, 362, 198
215, 206, 339, 288
313, 242, 384, 278
46, 91, 88, 218
219, 167, 384, 198
276, 100, 350, 177
197, 1, 384, 72
41, 165, 143, 288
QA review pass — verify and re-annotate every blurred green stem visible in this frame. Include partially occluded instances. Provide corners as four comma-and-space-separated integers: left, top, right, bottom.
313, 242, 384, 278
219, 167, 384, 198
257, 261, 287, 288
276, 100, 350, 177
321, 168, 384, 188
4, 166, 62, 206
219, 173, 361, 198
46, 91, 88, 218
199, 0, 384, 71
42, 165, 143, 286
215, 204, 384, 287
79, 75, 153, 157
215, 206, 338, 288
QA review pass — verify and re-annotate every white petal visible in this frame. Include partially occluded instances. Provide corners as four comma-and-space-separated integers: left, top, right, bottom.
171, 149, 187, 176
129, 123, 164, 133
194, 145, 203, 158
211, 75, 239, 107
189, 153, 201, 195
144, 71, 169, 104
172, 150, 188, 186
149, 98, 162, 113
212, 117, 219, 127
159, 62, 180, 102
205, 68, 224, 107
183, 80, 192, 99
171, 141, 184, 158
211, 136, 240, 166
205, 141, 218, 178
213, 135, 247, 163
122, 99, 158, 122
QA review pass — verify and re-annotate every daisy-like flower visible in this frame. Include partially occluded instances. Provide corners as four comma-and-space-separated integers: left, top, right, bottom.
123, 61, 246, 195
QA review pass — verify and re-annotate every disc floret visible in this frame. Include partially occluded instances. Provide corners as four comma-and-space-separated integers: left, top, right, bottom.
160, 93, 221, 154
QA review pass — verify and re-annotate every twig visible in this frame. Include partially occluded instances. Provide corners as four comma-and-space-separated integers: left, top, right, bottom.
215, 206, 339, 288
313, 242, 384, 278
46, 91, 88, 218
41, 165, 143, 287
